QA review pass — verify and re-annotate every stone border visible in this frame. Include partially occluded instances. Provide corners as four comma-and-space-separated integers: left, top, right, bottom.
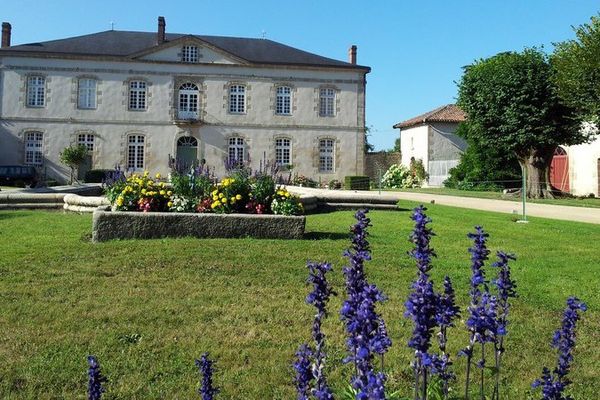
63, 194, 110, 212
92, 207, 306, 242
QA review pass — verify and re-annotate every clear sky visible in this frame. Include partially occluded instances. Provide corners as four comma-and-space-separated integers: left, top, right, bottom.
2, 1, 598, 150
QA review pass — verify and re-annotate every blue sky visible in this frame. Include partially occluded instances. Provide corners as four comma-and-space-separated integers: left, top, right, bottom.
2, 1, 598, 150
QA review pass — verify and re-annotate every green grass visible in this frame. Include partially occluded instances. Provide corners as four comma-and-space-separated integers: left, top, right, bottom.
0, 206, 598, 399
378, 187, 600, 208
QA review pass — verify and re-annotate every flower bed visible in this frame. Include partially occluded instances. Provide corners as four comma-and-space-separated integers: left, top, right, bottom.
92, 207, 305, 242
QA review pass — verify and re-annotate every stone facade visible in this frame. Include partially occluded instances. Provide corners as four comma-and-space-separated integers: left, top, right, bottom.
364, 151, 401, 182
0, 21, 369, 183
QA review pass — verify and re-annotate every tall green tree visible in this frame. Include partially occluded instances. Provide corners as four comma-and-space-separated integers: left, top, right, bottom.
457, 49, 588, 198
59, 144, 89, 184
553, 14, 600, 124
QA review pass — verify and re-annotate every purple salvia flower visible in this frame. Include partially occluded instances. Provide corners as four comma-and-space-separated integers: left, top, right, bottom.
293, 344, 314, 400
87, 355, 106, 400
306, 261, 335, 397
532, 297, 587, 400
340, 209, 389, 398
196, 353, 219, 400
466, 226, 490, 299
435, 276, 460, 397
490, 251, 517, 400
408, 205, 436, 274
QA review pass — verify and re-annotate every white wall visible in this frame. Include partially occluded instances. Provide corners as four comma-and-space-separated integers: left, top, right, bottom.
566, 137, 600, 197
400, 125, 429, 168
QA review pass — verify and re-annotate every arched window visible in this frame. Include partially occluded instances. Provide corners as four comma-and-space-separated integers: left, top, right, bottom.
177, 136, 198, 147
228, 137, 245, 163
178, 83, 199, 119
176, 136, 198, 167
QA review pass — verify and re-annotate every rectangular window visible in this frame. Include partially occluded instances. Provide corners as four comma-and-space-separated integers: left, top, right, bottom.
78, 79, 97, 109
24, 132, 43, 166
127, 135, 145, 170
275, 138, 291, 166
77, 133, 95, 152
319, 88, 335, 117
276, 86, 291, 115
228, 137, 245, 163
319, 139, 335, 172
182, 45, 199, 63
26, 76, 45, 107
229, 85, 246, 114
129, 81, 147, 110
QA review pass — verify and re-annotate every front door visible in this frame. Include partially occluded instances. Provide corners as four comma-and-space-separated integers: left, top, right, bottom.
176, 136, 198, 168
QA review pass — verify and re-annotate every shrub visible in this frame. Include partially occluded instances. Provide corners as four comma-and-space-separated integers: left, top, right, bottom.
381, 163, 423, 188
291, 174, 318, 188
344, 175, 370, 190
59, 144, 89, 184
271, 187, 303, 215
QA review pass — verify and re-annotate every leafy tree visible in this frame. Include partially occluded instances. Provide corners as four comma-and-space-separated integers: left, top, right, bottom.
553, 15, 600, 124
457, 48, 589, 198
392, 137, 401, 153
445, 123, 521, 190
59, 144, 89, 184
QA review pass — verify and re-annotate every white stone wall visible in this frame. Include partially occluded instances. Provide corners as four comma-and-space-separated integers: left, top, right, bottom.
566, 137, 600, 197
400, 125, 429, 168
428, 122, 467, 162
0, 53, 366, 182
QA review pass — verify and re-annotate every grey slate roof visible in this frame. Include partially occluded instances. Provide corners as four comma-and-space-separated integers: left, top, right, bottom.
0, 30, 368, 70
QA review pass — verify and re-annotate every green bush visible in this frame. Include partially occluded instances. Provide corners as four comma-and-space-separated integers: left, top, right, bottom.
84, 169, 112, 183
344, 176, 370, 190
381, 164, 423, 189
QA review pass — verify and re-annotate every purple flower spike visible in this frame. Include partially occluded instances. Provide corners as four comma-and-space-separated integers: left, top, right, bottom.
87, 355, 106, 400
196, 353, 219, 400
341, 209, 389, 398
293, 344, 314, 400
532, 297, 587, 400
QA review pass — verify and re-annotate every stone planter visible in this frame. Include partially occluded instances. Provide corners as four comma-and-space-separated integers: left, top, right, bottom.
92, 207, 305, 242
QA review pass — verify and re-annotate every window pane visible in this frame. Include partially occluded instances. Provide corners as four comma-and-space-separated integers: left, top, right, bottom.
27, 76, 45, 107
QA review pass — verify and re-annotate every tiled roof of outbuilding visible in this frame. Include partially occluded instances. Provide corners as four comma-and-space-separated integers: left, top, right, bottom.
393, 104, 466, 129
0, 30, 369, 70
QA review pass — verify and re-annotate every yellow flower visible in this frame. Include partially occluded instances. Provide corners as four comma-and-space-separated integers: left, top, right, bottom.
285, 192, 290, 197
167, 191, 172, 196
144, 171, 149, 177
141, 189, 147, 195
213, 195, 218, 201
159, 190, 166, 196
159, 182, 165, 188
230, 197, 236, 202
212, 190, 218, 196
219, 193, 224, 198
221, 198, 227, 204
155, 173, 161, 179
116, 197, 124, 206
235, 194, 242, 200
167, 201, 173, 207
211, 202, 219, 209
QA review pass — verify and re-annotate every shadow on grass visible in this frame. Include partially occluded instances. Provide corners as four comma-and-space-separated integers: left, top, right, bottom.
303, 231, 350, 240
0, 211, 26, 221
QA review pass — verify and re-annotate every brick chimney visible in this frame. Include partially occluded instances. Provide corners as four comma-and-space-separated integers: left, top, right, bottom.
2, 22, 11, 48
157, 16, 166, 45
348, 45, 357, 65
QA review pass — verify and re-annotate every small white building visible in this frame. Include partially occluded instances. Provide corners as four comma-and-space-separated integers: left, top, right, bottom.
393, 104, 467, 186
0, 17, 369, 183
563, 124, 600, 197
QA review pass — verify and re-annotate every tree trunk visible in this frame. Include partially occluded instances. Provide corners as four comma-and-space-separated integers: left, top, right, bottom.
517, 146, 556, 199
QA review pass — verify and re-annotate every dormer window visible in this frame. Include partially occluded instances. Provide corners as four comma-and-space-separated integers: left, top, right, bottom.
182, 45, 199, 63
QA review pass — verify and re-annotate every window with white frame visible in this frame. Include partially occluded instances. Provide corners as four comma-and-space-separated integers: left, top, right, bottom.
229, 85, 246, 113
78, 78, 97, 109
275, 86, 291, 115
319, 139, 335, 172
228, 137, 245, 163
181, 45, 199, 63
129, 80, 147, 110
24, 131, 43, 166
319, 87, 335, 117
77, 133, 95, 152
127, 135, 145, 170
26, 76, 45, 107
178, 83, 199, 119
275, 138, 291, 166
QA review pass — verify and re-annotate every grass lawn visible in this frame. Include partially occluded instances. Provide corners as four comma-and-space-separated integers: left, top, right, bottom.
379, 187, 600, 208
0, 204, 598, 399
